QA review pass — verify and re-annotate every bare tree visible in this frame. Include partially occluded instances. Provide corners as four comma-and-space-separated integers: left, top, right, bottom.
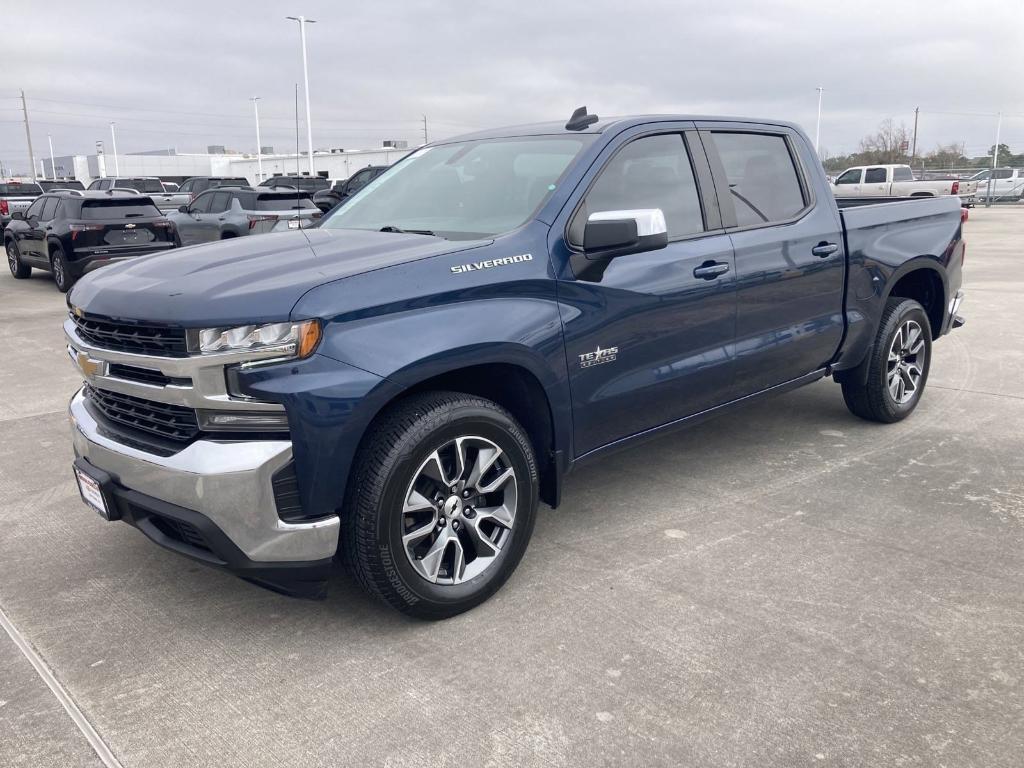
856, 119, 912, 164
924, 142, 968, 169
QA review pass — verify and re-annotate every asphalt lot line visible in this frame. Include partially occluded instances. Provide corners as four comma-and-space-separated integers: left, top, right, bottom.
0, 604, 123, 768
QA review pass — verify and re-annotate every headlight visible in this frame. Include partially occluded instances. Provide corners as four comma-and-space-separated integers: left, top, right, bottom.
197, 320, 321, 359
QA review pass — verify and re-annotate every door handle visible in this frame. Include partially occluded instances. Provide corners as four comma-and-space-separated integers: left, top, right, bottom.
217, 217, 226, 221
812, 243, 839, 258
693, 261, 730, 280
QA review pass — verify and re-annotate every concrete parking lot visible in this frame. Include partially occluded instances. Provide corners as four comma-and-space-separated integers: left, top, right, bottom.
1, 207, 1022, 767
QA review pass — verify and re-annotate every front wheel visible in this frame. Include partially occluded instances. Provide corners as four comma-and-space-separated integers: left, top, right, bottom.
6, 239, 31, 279
841, 297, 932, 423
343, 392, 539, 619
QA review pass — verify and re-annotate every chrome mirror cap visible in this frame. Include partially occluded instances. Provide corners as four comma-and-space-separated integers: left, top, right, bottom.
587, 208, 667, 237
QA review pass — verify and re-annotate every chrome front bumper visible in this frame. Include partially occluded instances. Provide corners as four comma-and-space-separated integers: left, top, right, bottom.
69, 389, 340, 563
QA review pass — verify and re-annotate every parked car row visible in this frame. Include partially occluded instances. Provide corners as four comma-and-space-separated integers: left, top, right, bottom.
4, 190, 178, 292
3, 163, 395, 290
831, 164, 978, 203
969, 167, 1024, 201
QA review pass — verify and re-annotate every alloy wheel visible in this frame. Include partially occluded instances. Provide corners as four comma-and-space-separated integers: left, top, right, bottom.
887, 319, 926, 405
6, 243, 17, 274
401, 435, 517, 585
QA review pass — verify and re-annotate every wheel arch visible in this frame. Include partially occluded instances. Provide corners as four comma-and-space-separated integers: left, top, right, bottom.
365, 357, 566, 509
884, 262, 946, 339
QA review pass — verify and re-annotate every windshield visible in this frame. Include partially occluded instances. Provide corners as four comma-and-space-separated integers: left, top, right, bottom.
40, 180, 85, 191
116, 179, 164, 193
321, 135, 594, 239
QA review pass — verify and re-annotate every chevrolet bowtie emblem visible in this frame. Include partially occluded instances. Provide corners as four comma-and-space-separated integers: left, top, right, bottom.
69, 347, 107, 378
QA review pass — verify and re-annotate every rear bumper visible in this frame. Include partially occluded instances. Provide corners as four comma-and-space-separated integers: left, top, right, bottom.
69, 245, 176, 276
68, 388, 341, 594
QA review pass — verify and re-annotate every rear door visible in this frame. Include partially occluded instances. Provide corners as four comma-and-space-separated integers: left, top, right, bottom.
700, 123, 845, 395
862, 167, 889, 196
556, 126, 738, 455
209, 191, 232, 237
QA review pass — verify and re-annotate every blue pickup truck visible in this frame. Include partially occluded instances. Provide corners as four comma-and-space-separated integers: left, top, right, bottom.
65, 109, 965, 618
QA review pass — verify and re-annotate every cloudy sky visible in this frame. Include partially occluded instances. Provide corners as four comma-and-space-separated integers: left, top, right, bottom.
2, 0, 1021, 173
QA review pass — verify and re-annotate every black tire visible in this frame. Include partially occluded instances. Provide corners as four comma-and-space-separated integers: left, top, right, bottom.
842, 298, 932, 423
343, 391, 539, 619
50, 244, 75, 293
6, 239, 30, 279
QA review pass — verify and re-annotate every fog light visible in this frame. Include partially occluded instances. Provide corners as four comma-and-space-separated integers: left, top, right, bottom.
197, 410, 290, 431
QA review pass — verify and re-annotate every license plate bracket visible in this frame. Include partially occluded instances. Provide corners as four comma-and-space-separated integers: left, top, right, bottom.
73, 459, 119, 521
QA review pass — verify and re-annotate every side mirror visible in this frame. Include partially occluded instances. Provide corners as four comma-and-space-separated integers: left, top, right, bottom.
11, 211, 24, 221
583, 209, 668, 260
177, 205, 188, 213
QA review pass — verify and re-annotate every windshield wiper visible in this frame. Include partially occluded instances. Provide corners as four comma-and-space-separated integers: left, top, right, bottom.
379, 225, 437, 237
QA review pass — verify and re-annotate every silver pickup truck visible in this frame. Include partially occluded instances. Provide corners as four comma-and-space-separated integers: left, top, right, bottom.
832, 164, 977, 204
0, 181, 43, 230
86, 177, 190, 213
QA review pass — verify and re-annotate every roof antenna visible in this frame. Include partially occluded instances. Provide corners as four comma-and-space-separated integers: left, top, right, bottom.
565, 106, 599, 131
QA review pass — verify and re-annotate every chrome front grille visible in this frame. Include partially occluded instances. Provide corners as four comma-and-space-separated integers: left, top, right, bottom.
72, 313, 189, 357
84, 385, 200, 443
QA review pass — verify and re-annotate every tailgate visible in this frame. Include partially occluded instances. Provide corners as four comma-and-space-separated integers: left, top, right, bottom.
2, 197, 36, 215
75, 220, 177, 251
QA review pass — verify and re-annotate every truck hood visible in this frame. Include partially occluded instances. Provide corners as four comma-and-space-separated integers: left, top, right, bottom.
69, 228, 489, 326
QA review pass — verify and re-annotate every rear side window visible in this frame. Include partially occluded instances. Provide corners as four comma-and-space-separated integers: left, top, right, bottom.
115, 179, 163, 193
581, 133, 705, 240
0, 183, 42, 195
210, 191, 232, 213
711, 132, 807, 226
256, 194, 317, 211
865, 167, 888, 183
892, 166, 913, 182
39, 197, 59, 221
993, 168, 1014, 180
80, 200, 162, 219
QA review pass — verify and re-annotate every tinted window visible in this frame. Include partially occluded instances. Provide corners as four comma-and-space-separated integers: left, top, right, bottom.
864, 167, 888, 184
80, 200, 161, 219
993, 168, 1014, 180
256, 194, 317, 211
582, 133, 704, 239
212, 178, 249, 188
190, 192, 215, 213
711, 132, 806, 226
892, 166, 914, 182
24, 199, 44, 218
39, 180, 85, 191
835, 169, 861, 185
0, 182, 42, 196
116, 179, 164, 193
210, 191, 232, 213
178, 180, 194, 193
348, 169, 374, 189
39, 197, 59, 221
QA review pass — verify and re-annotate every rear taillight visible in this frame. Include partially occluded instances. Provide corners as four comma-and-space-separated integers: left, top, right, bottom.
951, 181, 960, 195
311, 212, 322, 219
0, 200, 8, 215
961, 208, 969, 224
247, 215, 277, 230
69, 223, 103, 241
152, 220, 173, 228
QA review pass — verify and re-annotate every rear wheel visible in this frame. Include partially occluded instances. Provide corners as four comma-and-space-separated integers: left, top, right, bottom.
49, 244, 75, 293
841, 298, 932, 423
343, 392, 539, 619
6, 239, 30, 279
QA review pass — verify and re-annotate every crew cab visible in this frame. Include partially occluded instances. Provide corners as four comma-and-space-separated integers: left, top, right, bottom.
65, 110, 965, 618
833, 164, 976, 203
969, 167, 1024, 202
5, 190, 177, 291
0, 180, 43, 230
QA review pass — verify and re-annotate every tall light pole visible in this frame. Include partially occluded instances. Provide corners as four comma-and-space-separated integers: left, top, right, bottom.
47, 134, 56, 179
20, 90, 36, 182
251, 96, 264, 182
286, 15, 316, 176
109, 122, 120, 176
985, 111, 1002, 209
814, 87, 824, 156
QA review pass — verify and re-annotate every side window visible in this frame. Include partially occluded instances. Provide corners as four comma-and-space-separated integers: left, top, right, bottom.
190, 192, 215, 214
835, 169, 862, 185
993, 168, 1013, 180
864, 167, 888, 184
210, 191, 231, 213
178, 180, 193, 193
87, 180, 101, 190
24, 198, 45, 219
576, 133, 705, 241
892, 166, 913, 182
711, 132, 807, 226
349, 169, 373, 190
39, 197, 59, 221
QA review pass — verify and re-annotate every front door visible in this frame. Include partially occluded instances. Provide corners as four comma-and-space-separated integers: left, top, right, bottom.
699, 124, 846, 394
556, 130, 738, 456
833, 168, 862, 195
